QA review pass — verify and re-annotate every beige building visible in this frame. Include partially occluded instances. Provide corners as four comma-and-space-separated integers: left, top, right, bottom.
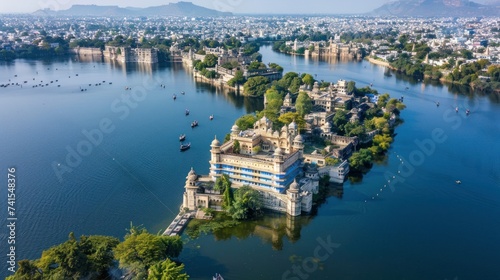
103, 46, 158, 63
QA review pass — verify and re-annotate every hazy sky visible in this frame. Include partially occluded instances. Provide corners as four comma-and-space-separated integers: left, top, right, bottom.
5, 0, 379, 14
0, 0, 491, 14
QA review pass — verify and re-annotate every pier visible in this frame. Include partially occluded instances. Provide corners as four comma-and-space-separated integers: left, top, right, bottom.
162, 211, 195, 236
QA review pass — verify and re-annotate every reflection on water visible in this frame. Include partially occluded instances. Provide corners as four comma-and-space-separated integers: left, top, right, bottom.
203, 184, 344, 251
211, 212, 313, 250
192, 73, 264, 112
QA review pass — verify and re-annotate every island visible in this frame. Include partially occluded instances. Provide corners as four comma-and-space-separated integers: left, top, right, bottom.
163, 76, 405, 237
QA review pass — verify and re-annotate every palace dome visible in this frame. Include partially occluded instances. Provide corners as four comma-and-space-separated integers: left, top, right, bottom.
211, 137, 220, 147
231, 124, 240, 132
187, 167, 197, 181
294, 134, 304, 143
289, 179, 299, 191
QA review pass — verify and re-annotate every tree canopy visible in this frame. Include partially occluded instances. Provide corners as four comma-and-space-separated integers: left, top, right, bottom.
147, 259, 189, 280
235, 114, 257, 130
243, 76, 270, 97
114, 227, 183, 278
295, 91, 313, 116
228, 186, 262, 220
7, 233, 119, 280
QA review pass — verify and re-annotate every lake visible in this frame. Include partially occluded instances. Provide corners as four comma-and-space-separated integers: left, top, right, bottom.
1, 46, 499, 279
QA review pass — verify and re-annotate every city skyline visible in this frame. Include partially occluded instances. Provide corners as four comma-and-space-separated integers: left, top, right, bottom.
1, 0, 492, 14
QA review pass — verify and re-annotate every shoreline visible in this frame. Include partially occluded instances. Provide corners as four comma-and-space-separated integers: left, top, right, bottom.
366, 56, 392, 68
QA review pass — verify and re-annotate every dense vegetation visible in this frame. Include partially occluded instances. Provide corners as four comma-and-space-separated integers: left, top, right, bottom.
6, 225, 187, 280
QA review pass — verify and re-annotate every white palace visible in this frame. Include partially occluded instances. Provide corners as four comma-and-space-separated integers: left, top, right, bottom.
182, 115, 351, 216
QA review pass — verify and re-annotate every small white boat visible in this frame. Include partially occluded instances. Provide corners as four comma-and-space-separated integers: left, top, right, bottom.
213, 273, 224, 280
209, 114, 214, 120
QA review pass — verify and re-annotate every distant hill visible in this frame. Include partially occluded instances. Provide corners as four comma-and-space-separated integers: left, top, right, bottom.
32, 1, 232, 17
371, 0, 500, 17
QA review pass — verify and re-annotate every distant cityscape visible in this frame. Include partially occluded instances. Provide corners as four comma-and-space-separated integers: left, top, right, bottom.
2, 2, 500, 280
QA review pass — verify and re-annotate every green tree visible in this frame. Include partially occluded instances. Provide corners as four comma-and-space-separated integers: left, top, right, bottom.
344, 121, 366, 137
302, 73, 315, 87
203, 54, 218, 67
385, 98, 406, 115
269, 62, 284, 72
222, 178, 235, 209
228, 186, 262, 220
248, 61, 267, 71
295, 91, 313, 116
373, 134, 393, 152
114, 231, 183, 277
233, 139, 241, 154
148, 259, 189, 280
228, 70, 246, 87
278, 112, 306, 130
265, 89, 283, 112
325, 157, 339, 166
235, 114, 257, 130
347, 81, 356, 94
377, 93, 390, 108
332, 110, 348, 134
289, 77, 302, 93
6, 260, 43, 280
243, 76, 269, 97
349, 149, 373, 171
215, 174, 232, 192
224, 133, 231, 143
18, 233, 120, 280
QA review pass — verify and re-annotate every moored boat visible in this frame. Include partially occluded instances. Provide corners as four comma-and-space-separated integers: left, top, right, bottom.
179, 134, 186, 141
209, 114, 214, 120
191, 120, 198, 127
185, 109, 190, 116
180, 142, 191, 151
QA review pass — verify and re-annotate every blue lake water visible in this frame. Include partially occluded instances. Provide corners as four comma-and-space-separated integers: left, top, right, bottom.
1, 46, 499, 279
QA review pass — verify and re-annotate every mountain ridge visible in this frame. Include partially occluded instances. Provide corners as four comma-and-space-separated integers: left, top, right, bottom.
371, 0, 500, 17
32, 2, 232, 17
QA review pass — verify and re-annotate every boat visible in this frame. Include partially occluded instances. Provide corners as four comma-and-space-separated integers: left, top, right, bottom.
209, 114, 214, 120
455, 107, 459, 113
173, 94, 177, 100
455, 180, 462, 184
466, 109, 470, 116
181, 91, 185, 95
213, 273, 224, 280
179, 134, 186, 141
180, 143, 191, 151
436, 101, 440, 107
191, 120, 198, 128
185, 109, 190, 116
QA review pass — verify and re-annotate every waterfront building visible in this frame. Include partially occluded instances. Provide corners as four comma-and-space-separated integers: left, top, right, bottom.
103, 46, 158, 63
305, 38, 363, 60
182, 116, 324, 216
304, 80, 354, 113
